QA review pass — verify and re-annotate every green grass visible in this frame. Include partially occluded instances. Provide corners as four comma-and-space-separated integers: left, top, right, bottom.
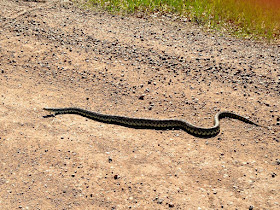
85, 0, 280, 41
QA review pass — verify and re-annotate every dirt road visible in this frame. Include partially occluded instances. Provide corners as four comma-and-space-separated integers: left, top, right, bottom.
0, 0, 279, 209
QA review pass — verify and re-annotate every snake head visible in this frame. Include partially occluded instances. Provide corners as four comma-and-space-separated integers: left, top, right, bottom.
43, 108, 57, 118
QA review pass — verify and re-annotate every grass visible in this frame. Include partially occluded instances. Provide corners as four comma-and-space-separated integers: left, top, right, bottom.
84, 0, 280, 41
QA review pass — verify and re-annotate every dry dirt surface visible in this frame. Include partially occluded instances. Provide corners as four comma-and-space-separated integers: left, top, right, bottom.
0, 0, 279, 209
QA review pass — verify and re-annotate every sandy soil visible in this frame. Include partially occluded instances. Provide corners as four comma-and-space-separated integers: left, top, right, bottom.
0, 0, 279, 209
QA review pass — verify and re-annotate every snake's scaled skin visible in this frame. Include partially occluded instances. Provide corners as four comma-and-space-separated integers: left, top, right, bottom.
43, 107, 262, 137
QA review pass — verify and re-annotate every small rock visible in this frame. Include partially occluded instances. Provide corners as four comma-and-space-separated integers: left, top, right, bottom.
168, 203, 174, 208
138, 95, 145, 100
157, 199, 164, 204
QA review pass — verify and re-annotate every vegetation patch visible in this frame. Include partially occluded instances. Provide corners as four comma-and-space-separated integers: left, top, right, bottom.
84, 0, 280, 41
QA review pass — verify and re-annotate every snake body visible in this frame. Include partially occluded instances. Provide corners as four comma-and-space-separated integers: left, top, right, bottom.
43, 107, 261, 137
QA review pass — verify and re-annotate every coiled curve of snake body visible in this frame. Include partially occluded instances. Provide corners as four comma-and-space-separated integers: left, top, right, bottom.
43, 107, 261, 137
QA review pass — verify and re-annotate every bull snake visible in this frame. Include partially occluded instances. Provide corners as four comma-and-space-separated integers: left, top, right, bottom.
43, 107, 262, 137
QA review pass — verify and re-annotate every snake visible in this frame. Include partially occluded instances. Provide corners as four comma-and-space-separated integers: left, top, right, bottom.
43, 107, 262, 137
